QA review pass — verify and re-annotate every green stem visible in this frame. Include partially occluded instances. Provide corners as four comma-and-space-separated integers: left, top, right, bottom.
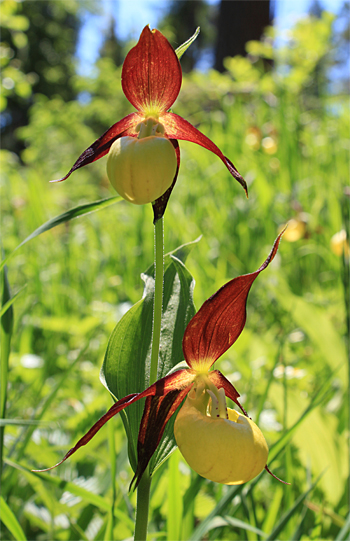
149, 217, 164, 386
134, 217, 164, 540
134, 470, 151, 541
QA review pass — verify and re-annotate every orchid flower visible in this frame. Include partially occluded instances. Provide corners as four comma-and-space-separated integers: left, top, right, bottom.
53, 26, 247, 221
35, 232, 285, 488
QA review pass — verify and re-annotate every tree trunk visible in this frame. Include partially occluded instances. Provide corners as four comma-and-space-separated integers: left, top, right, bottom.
214, 0, 272, 72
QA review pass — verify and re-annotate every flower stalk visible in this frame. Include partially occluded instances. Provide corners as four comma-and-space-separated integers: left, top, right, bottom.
134, 216, 164, 539
134, 468, 151, 541
150, 216, 164, 386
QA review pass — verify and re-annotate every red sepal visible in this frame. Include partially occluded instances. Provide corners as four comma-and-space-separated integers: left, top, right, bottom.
122, 26, 182, 113
152, 139, 180, 223
183, 232, 284, 371
51, 113, 140, 182
131, 385, 192, 490
208, 370, 247, 416
32, 369, 194, 472
161, 112, 248, 196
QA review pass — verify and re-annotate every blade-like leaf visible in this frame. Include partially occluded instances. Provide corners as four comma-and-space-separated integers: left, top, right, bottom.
100, 240, 197, 474
204, 516, 267, 538
5, 458, 118, 515
335, 512, 350, 541
266, 473, 323, 540
224, 516, 267, 538
0, 495, 27, 541
1, 267, 13, 471
0, 285, 26, 319
0, 196, 121, 272
167, 451, 183, 541
175, 27, 200, 60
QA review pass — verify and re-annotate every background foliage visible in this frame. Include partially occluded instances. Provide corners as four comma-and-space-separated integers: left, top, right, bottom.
1, 2, 349, 540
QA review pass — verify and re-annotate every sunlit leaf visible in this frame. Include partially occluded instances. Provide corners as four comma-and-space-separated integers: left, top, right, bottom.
175, 27, 200, 60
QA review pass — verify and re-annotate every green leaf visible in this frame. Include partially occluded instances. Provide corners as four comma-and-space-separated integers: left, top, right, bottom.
4, 458, 124, 516
175, 27, 200, 60
0, 495, 27, 540
167, 450, 183, 541
265, 473, 323, 540
100, 239, 198, 474
191, 515, 268, 539
0, 285, 26, 319
222, 516, 267, 537
2, 345, 89, 497
1, 266, 13, 470
0, 196, 121, 271
335, 512, 350, 541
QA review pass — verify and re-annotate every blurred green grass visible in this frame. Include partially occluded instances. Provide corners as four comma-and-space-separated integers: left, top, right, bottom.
1, 12, 349, 541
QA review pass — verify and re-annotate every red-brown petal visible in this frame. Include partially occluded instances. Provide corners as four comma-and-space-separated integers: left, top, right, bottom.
183, 232, 284, 370
152, 139, 180, 223
122, 26, 182, 113
130, 384, 193, 490
161, 112, 248, 195
33, 369, 194, 472
51, 112, 141, 182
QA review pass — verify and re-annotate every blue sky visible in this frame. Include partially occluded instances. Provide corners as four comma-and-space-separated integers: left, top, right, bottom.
76, 0, 347, 75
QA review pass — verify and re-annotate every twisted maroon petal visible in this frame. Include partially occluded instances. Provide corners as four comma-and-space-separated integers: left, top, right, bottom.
183, 232, 284, 371
131, 384, 193, 490
161, 112, 247, 195
51, 112, 141, 182
122, 26, 182, 113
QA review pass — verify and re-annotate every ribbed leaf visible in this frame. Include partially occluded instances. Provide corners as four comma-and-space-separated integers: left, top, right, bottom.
100, 240, 198, 473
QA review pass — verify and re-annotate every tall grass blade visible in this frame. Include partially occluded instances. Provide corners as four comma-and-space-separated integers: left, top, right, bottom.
0, 495, 27, 540
0, 196, 121, 271
265, 473, 323, 540
0, 267, 13, 472
223, 516, 267, 538
181, 473, 203, 539
189, 485, 243, 541
0, 285, 26, 319
335, 512, 350, 541
2, 345, 89, 494
5, 458, 112, 512
104, 421, 117, 541
167, 450, 182, 541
